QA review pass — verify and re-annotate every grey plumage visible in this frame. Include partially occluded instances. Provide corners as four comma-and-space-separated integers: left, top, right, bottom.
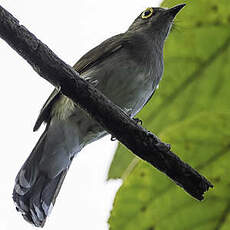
13, 4, 185, 227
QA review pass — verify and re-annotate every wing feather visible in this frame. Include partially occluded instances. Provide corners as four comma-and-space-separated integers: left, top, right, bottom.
33, 33, 124, 131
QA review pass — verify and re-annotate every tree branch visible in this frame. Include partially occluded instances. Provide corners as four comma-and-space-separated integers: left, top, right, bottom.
0, 5, 213, 200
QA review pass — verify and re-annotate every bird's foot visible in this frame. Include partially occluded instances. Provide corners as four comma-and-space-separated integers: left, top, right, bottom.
111, 136, 117, 141
56, 85, 61, 92
133, 117, 143, 125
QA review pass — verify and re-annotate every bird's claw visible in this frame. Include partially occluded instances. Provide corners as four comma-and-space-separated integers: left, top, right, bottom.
133, 117, 143, 125
56, 85, 61, 92
111, 136, 117, 141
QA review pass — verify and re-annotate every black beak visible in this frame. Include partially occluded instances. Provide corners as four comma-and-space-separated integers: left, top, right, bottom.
167, 4, 186, 18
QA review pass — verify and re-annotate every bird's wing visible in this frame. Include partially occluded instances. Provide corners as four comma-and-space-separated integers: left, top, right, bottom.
73, 33, 124, 73
33, 33, 124, 131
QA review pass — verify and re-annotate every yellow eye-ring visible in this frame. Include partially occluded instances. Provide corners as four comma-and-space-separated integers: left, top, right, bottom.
141, 7, 154, 19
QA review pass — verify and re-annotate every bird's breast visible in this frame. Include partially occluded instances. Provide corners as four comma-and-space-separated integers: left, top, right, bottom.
52, 49, 162, 120
83, 53, 157, 117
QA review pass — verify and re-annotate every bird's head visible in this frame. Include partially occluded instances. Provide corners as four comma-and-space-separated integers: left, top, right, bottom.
128, 4, 186, 42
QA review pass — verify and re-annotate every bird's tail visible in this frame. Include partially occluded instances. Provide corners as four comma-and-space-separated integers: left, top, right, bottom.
13, 129, 71, 227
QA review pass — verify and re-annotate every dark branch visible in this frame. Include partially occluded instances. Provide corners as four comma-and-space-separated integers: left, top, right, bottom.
0, 5, 213, 200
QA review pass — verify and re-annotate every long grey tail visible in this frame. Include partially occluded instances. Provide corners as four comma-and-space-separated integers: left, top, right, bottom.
13, 130, 71, 227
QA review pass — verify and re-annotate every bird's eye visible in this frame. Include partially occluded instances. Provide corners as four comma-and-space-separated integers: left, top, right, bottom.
141, 7, 154, 19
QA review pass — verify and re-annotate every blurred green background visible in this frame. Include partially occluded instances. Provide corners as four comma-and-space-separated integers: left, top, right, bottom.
108, 0, 230, 229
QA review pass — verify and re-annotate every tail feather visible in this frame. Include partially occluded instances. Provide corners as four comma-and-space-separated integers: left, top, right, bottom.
14, 130, 47, 196
13, 129, 71, 227
13, 171, 68, 227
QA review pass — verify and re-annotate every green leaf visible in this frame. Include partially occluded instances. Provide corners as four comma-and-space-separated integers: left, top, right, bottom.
109, 0, 230, 229
109, 112, 230, 230
108, 0, 230, 179
107, 144, 137, 180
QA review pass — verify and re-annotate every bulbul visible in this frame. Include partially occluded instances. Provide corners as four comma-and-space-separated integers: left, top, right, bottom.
13, 4, 186, 227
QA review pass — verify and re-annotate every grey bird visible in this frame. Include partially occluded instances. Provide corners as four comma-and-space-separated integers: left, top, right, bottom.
13, 4, 185, 227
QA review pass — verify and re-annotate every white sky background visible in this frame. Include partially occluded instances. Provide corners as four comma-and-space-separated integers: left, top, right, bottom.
0, 0, 162, 229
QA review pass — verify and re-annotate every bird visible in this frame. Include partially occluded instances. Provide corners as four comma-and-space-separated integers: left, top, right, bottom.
13, 4, 186, 227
